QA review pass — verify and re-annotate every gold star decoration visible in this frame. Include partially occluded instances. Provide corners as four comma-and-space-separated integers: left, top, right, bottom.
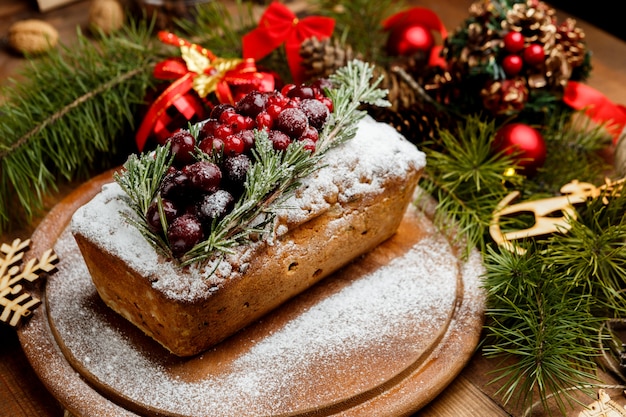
0, 238, 57, 327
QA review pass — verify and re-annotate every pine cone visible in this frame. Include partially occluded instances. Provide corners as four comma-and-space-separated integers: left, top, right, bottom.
555, 18, 587, 69
504, 1, 557, 49
299, 37, 358, 80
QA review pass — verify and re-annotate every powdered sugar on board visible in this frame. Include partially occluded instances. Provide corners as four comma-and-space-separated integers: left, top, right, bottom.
45, 201, 484, 417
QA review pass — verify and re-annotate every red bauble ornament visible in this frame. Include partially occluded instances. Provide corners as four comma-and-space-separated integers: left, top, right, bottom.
502, 54, 523, 76
386, 23, 434, 56
503, 31, 525, 53
522, 44, 545, 66
493, 123, 547, 175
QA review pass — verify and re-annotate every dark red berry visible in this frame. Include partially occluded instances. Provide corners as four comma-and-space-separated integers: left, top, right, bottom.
286, 85, 315, 100
198, 137, 224, 156
197, 190, 235, 222
198, 119, 219, 141
159, 169, 190, 202
236, 90, 268, 118
167, 214, 204, 257
182, 161, 222, 193
281, 84, 296, 97
300, 99, 329, 130
166, 131, 196, 165
268, 130, 291, 151
146, 198, 178, 233
223, 154, 251, 186
276, 107, 308, 139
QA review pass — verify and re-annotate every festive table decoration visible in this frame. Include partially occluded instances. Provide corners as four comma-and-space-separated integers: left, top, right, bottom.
0, 239, 57, 327
2, 0, 626, 415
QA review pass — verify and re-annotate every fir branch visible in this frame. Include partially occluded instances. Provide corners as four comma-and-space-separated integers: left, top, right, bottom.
419, 115, 524, 255
0, 19, 160, 233
482, 244, 605, 415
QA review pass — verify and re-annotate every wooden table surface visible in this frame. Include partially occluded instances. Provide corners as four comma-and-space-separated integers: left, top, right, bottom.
2, 1, 626, 416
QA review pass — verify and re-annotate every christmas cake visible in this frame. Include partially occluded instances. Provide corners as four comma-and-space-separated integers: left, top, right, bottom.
71, 75, 426, 357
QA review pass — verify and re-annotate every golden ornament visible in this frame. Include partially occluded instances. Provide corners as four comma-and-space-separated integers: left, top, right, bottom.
490, 178, 624, 255
89, 0, 125, 34
0, 239, 57, 327
8, 19, 59, 55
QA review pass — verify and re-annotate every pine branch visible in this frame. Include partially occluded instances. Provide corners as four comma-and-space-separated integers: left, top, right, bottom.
419, 115, 524, 255
0, 19, 161, 233
482, 244, 605, 415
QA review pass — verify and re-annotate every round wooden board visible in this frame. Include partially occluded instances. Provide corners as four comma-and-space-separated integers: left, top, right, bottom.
18, 169, 485, 417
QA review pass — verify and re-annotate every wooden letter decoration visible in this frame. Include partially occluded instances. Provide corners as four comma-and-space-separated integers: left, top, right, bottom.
578, 389, 626, 417
490, 178, 624, 255
0, 239, 58, 327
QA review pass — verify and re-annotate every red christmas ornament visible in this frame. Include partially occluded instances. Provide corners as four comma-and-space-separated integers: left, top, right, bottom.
522, 44, 545, 66
386, 23, 434, 56
493, 123, 547, 175
503, 31, 525, 53
502, 54, 523, 76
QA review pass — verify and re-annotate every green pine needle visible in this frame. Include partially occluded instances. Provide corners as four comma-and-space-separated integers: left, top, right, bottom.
0, 19, 160, 233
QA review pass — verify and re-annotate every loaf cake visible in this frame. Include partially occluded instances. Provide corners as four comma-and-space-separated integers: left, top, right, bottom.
71, 70, 426, 356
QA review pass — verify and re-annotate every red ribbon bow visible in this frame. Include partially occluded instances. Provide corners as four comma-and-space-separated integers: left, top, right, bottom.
242, 2, 335, 84
382, 7, 448, 67
135, 32, 274, 151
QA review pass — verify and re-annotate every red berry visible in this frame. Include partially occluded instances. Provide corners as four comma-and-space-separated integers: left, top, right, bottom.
299, 138, 316, 152
267, 103, 283, 119
166, 131, 196, 166
299, 126, 319, 143
256, 111, 273, 130
214, 124, 233, 140
182, 161, 222, 193
503, 31, 525, 53
198, 119, 219, 141
502, 54, 523, 76
319, 96, 334, 113
223, 134, 245, 156
523, 44, 545, 66
281, 84, 296, 96
235, 129, 255, 152
167, 214, 204, 257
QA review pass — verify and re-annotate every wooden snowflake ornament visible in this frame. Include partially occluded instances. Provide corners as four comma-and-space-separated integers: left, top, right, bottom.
578, 389, 626, 417
0, 238, 57, 327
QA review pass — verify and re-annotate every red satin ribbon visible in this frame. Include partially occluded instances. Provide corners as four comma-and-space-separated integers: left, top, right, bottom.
135, 33, 275, 151
382, 7, 448, 67
563, 81, 626, 143
242, 2, 335, 84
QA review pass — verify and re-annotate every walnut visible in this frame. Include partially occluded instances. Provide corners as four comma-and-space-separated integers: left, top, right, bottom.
89, 0, 125, 35
8, 19, 59, 55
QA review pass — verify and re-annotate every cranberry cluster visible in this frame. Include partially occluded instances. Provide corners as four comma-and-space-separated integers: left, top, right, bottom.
146, 81, 333, 258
